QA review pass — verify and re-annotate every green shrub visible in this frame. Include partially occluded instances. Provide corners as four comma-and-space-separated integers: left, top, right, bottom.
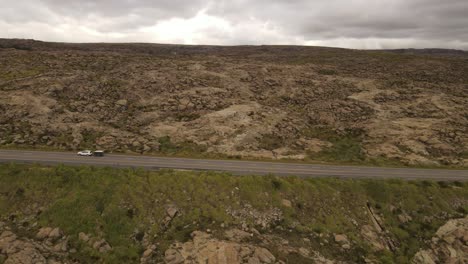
258, 134, 283, 151
317, 69, 337, 75
157, 136, 207, 155
303, 127, 365, 162
319, 136, 365, 162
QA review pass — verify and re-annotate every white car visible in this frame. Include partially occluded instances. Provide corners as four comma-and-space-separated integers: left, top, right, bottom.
77, 150, 93, 156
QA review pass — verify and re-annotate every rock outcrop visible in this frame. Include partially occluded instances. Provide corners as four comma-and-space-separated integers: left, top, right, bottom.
164, 231, 279, 264
78, 232, 112, 253
0, 227, 71, 264
412, 216, 468, 264
0, 39, 467, 166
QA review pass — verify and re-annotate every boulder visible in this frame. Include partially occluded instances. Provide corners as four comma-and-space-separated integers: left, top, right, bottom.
398, 213, 412, 224
52, 239, 68, 252
115, 99, 128, 106
281, 199, 292, 208
334, 234, 352, 250
142, 144, 151, 152
93, 239, 112, 253
0, 231, 17, 251
253, 248, 276, 263
413, 250, 436, 264
36, 227, 52, 240
48, 227, 62, 240
361, 225, 387, 251
99, 243, 112, 253
78, 232, 89, 242
165, 248, 184, 264
164, 231, 278, 264
298, 247, 310, 257
225, 229, 251, 242
334, 234, 349, 244
142, 247, 154, 258
166, 205, 179, 219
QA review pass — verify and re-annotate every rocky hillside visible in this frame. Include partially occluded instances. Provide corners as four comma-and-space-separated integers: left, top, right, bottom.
0, 164, 468, 264
0, 39, 467, 166
0, 164, 467, 263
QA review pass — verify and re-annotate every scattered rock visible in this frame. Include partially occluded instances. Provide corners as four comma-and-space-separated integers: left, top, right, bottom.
226, 205, 283, 230
143, 247, 154, 258
166, 205, 179, 219
48, 227, 62, 240
361, 225, 388, 251
99, 243, 112, 253
413, 250, 436, 264
398, 213, 412, 224
164, 231, 279, 264
0, 229, 74, 264
412, 216, 468, 263
162, 204, 180, 228
298, 247, 310, 257
0, 231, 17, 250
253, 247, 276, 263
281, 199, 292, 208
4, 246, 46, 264
115, 99, 128, 106
52, 239, 68, 252
36, 227, 52, 240
334, 234, 352, 250
334, 234, 349, 244
140, 244, 157, 263
78, 232, 89, 242
92, 239, 112, 253
225, 229, 252, 242
165, 248, 184, 264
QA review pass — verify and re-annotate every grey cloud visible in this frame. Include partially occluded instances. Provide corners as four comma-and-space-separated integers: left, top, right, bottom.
0, 0, 209, 32
208, 0, 468, 44
40, 0, 207, 18
0, 0, 467, 49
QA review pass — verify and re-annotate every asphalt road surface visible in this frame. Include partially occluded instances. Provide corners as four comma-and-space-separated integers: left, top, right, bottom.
0, 149, 467, 181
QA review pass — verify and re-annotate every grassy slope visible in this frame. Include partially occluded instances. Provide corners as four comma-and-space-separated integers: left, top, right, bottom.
0, 163, 467, 263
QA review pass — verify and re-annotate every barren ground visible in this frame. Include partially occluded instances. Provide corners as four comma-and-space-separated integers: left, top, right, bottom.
0, 39, 467, 167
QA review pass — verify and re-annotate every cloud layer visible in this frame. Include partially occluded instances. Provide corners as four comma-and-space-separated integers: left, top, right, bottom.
1, 0, 467, 49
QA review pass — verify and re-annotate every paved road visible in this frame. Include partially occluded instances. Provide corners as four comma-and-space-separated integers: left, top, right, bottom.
0, 149, 467, 181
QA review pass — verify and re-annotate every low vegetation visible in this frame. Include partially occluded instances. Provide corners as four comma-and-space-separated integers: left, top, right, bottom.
304, 127, 366, 163
0, 163, 466, 263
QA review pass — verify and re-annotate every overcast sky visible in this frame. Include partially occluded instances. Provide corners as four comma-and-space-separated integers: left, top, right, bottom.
1, 0, 467, 49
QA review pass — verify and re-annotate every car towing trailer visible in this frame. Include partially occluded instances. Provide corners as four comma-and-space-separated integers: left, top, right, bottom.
94, 150, 105, 157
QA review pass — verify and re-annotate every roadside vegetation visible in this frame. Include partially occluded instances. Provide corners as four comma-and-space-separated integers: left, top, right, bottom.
0, 163, 466, 263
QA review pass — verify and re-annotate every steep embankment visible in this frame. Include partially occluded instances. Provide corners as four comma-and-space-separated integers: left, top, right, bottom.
0, 39, 467, 166
0, 164, 467, 263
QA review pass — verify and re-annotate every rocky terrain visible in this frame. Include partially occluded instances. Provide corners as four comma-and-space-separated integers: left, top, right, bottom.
413, 217, 468, 264
2, 214, 467, 264
0, 39, 467, 166
0, 164, 467, 263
